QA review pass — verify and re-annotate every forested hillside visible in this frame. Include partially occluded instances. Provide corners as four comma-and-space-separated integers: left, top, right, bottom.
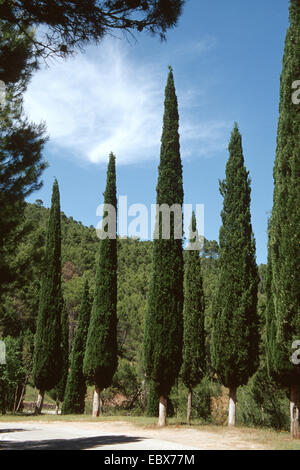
0, 202, 153, 360
0, 201, 219, 360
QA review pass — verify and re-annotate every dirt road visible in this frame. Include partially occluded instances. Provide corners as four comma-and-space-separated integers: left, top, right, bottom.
0, 421, 270, 450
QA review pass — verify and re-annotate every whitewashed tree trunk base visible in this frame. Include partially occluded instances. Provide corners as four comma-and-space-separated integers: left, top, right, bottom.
158, 396, 167, 427
35, 391, 44, 415
228, 386, 237, 427
290, 384, 300, 439
92, 387, 101, 417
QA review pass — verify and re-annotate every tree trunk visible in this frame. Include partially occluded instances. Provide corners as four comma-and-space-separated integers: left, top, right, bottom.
290, 384, 300, 439
99, 396, 104, 415
16, 375, 29, 413
55, 400, 60, 415
187, 389, 192, 425
92, 386, 101, 417
35, 390, 44, 415
228, 386, 237, 427
13, 385, 18, 414
158, 395, 167, 427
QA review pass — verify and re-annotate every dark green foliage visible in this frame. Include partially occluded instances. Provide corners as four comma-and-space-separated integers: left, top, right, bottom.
0, 0, 185, 59
146, 380, 159, 417
143, 67, 184, 398
111, 359, 139, 399
189, 378, 214, 421
117, 238, 152, 363
0, 330, 35, 414
98, 359, 146, 414
0, 21, 38, 85
62, 281, 91, 414
166, 396, 175, 417
266, 0, 300, 387
110, 358, 140, 409
0, 336, 26, 414
201, 239, 219, 260
0, 21, 47, 293
60, 214, 99, 275
265, 251, 277, 377
169, 377, 220, 421
237, 366, 289, 430
83, 153, 118, 390
0, 216, 46, 336
49, 302, 69, 404
58, 301, 69, 401
210, 124, 259, 389
32, 180, 63, 392
181, 212, 206, 391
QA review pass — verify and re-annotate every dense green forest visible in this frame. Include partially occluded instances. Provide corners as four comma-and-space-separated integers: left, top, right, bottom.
0, 200, 290, 429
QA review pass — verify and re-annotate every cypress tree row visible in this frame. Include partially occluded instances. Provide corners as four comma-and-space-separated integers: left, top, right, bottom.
181, 212, 206, 425
143, 67, 184, 427
210, 124, 259, 426
49, 302, 69, 414
62, 280, 91, 415
265, 0, 300, 439
32, 179, 63, 414
83, 153, 118, 417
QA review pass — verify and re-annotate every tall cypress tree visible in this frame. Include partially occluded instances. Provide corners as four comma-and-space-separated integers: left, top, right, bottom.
266, 0, 300, 439
62, 280, 91, 415
210, 124, 259, 426
146, 380, 159, 417
181, 212, 206, 424
32, 179, 63, 413
49, 301, 69, 413
143, 67, 184, 427
83, 153, 118, 417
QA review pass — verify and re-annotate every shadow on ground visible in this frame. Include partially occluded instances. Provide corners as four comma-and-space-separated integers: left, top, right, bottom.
0, 429, 28, 434
0, 434, 145, 450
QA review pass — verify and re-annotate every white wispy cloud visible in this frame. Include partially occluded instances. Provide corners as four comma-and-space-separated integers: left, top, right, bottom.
180, 120, 230, 158
24, 38, 229, 165
174, 36, 218, 59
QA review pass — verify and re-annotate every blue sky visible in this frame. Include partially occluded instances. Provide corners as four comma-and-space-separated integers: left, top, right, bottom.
24, 0, 290, 264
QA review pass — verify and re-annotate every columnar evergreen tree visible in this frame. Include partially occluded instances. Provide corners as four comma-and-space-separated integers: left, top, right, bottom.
62, 280, 91, 415
49, 302, 69, 414
143, 67, 184, 427
83, 153, 118, 417
181, 212, 205, 424
265, 0, 300, 439
32, 179, 63, 414
210, 124, 259, 426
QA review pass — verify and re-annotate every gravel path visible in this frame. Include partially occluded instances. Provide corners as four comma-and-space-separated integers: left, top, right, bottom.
0, 421, 267, 450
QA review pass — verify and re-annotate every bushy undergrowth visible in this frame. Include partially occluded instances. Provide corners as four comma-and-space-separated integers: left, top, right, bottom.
237, 366, 289, 430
